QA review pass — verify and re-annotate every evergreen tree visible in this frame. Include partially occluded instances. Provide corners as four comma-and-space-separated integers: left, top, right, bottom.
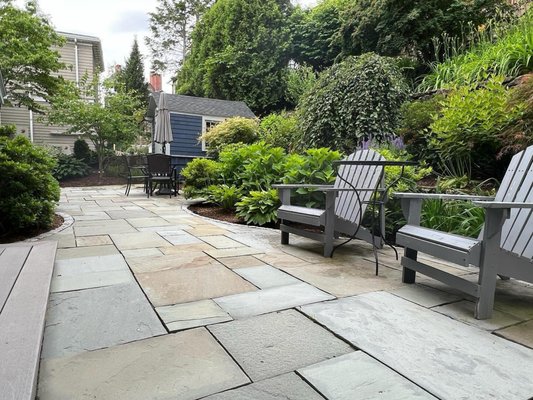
120, 38, 149, 107
175, 0, 292, 115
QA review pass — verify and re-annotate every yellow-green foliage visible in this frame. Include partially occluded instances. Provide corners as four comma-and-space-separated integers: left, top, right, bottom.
199, 117, 259, 158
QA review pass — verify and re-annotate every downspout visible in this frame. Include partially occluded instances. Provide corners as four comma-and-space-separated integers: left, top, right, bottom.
74, 38, 79, 85
29, 109, 34, 142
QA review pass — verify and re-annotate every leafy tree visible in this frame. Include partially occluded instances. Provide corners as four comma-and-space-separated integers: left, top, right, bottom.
175, 0, 292, 114
290, 0, 350, 71
338, 0, 511, 64
299, 53, 409, 153
117, 38, 149, 107
47, 74, 145, 176
146, 0, 213, 75
0, 0, 65, 111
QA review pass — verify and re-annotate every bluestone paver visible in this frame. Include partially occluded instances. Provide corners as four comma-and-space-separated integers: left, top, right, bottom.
208, 309, 353, 381
432, 300, 522, 331
199, 235, 246, 249
136, 262, 257, 306
156, 299, 231, 331
126, 252, 216, 273
219, 255, 268, 269
233, 265, 301, 289
75, 234, 113, 247
38, 328, 249, 400
389, 284, 463, 308
110, 231, 172, 250
276, 261, 404, 298
203, 373, 324, 400
495, 319, 533, 349
300, 292, 533, 400
299, 351, 437, 400
56, 244, 119, 259
214, 282, 334, 319
126, 217, 172, 228
42, 283, 165, 359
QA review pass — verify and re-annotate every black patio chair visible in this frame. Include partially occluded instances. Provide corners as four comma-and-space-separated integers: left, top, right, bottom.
124, 155, 148, 196
146, 154, 177, 198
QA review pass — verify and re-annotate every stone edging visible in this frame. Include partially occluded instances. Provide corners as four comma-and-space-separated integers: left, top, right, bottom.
24, 212, 74, 242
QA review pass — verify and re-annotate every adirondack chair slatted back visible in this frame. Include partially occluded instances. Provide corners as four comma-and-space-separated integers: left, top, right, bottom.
334, 150, 385, 224
497, 146, 533, 260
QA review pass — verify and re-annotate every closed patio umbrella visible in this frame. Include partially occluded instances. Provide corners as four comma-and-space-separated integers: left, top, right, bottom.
153, 92, 173, 153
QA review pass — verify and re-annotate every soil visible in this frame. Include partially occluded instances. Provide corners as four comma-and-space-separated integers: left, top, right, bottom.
0, 214, 64, 244
188, 203, 281, 230
188, 203, 246, 225
59, 171, 126, 187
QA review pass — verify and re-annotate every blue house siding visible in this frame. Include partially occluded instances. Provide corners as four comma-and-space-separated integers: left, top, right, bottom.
168, 113, 205, 172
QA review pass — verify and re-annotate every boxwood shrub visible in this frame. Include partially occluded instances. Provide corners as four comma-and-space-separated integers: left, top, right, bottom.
0, 136, 60, 236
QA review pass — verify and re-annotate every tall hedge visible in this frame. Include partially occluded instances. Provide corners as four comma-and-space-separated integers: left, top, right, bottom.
0, 136, 60, 236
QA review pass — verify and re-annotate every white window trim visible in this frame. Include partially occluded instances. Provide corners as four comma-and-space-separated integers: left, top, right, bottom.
201, 116, 225, 151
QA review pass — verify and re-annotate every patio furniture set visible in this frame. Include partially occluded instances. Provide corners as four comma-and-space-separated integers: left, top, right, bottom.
125, 146, 532, 321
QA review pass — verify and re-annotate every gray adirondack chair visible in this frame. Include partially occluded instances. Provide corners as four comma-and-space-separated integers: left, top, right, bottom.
395, 145, 533, 319
274, 150, 386, 257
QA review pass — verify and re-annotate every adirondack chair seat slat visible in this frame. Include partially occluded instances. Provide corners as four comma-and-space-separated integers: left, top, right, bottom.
277, 205, 325, 227
275, 150, 386, 257
397, 225, 482, 267
396, 145, 533, 319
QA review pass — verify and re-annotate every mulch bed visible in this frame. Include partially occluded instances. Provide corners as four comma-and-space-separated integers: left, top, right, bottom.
0, 214, 64, 244
59, 172, 126, 187
188, 203, 246, 225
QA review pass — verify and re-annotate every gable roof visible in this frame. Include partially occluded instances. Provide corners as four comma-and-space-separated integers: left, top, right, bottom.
147, 92, 256, 119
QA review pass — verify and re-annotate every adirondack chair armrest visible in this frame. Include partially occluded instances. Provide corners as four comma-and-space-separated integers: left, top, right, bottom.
472, 201, 533, 209
394, 193, 495, 201
272, 184, 333, 190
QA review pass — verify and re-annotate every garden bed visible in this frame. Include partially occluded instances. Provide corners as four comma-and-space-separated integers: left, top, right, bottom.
0, 214, 64, 244
59, 171, 126, 187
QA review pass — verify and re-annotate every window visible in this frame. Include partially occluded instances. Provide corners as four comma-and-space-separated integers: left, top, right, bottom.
201, 117, 224, 151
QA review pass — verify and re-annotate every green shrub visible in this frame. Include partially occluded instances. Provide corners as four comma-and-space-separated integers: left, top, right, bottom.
259, 112, 303, 153
285, 64, 317, 106
282, 147, 341, 208
299, 53, 409, 153
236, 189, 280, 226
73, 138, 92, 163
52, 154, 90, 180
0, 136, 60, 236
0, 124, 16, 138
181, 158, 221, 199
422, 199, 485, 238
421, 10, 533, 90
396, 96, 444, 166
218, 142, 286, 193
205, 184, 242, 211
429, 77, 522, 179
376, 146, 432, 240
499, 74, 533, 157
199, 117, 259, 158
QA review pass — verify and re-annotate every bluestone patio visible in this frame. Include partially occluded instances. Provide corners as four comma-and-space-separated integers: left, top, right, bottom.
36, 185, 533, 400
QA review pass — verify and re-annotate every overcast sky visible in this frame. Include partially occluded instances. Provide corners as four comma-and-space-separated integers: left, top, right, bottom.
19, 0, 318, 90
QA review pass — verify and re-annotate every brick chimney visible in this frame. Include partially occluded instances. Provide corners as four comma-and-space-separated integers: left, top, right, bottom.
150, 73, 162, 92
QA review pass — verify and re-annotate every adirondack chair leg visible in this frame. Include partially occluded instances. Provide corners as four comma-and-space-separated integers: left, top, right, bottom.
475, 208, 507, 319
281, 230, 289, 245
323, 191, 336, 257
402, 248, 417, 283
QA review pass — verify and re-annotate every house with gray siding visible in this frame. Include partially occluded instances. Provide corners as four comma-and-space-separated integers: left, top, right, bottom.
146, 92, 256, 168
0, 32, 103, 152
